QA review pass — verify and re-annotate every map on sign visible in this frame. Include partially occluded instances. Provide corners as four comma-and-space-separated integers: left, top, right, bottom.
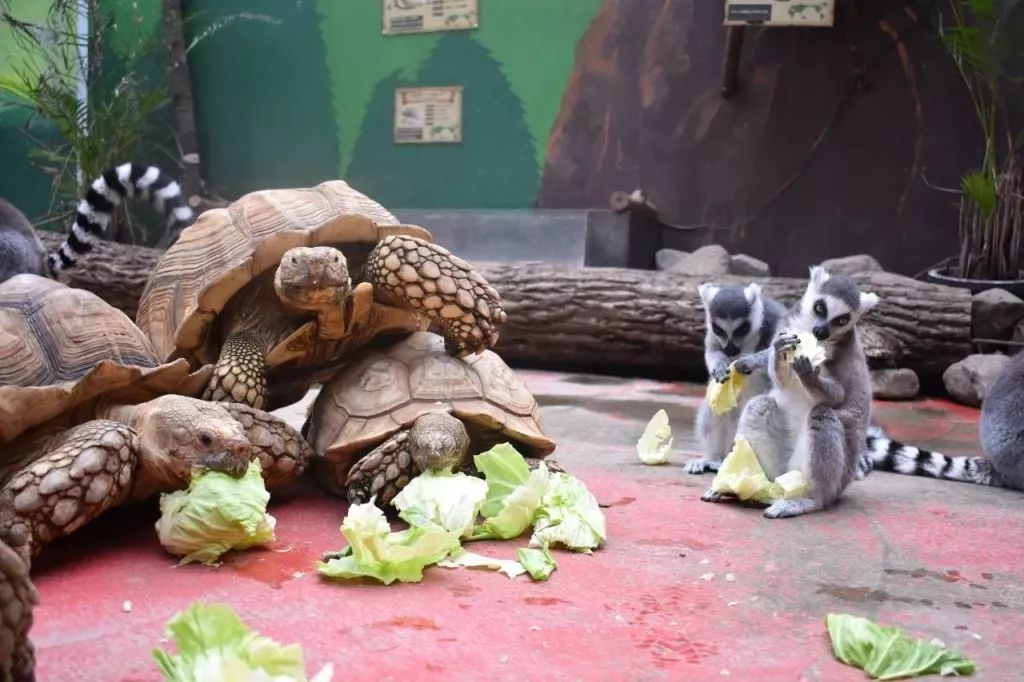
394, 86, 463, 144
382, 0, 479, 35
723, 0, 834, 27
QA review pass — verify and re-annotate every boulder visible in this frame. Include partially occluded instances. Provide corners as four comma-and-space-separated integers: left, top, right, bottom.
669, 244, 731, 277
655, 248, 688, 271
971, 288, 1024, 341
870, 368, 920, 400
730, 253, 771, 277
941, 354, 1011, 407
819, 254, 884, 276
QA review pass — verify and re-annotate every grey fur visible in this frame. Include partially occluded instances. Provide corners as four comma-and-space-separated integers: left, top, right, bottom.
864, 351, 1024, 490
0, 198, 46, 283
689, 283, 786, 474
702, 267, 879, 518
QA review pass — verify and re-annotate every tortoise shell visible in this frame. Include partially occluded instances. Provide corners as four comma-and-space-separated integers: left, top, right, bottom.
0, 275, 209, 442
135, 180, 432, 368
307, 331, 556, 474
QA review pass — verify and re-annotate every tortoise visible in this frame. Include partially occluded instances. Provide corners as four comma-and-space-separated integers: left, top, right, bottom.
305, 331, 558, 506
0, 539, 35, 682
136, 180, 507, 412
0, 274, 312, 562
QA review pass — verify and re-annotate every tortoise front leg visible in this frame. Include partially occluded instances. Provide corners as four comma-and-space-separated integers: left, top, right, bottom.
0, 421, 136, 560
203, 332, 270, 410
217, 402, 314, 489
341, 430, 417, 507
0, 540, 36, 682
365, 235, 507, 356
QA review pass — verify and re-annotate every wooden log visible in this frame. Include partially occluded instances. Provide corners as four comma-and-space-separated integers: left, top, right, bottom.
36, 233, 971, 377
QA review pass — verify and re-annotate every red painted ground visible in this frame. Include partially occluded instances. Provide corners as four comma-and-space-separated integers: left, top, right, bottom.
28, 371, 1024, 680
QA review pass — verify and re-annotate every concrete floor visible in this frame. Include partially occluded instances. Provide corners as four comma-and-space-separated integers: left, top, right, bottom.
28, 371, 1023, 680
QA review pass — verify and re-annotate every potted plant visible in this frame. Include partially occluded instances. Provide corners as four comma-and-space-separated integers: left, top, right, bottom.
925, 0, 1024, 296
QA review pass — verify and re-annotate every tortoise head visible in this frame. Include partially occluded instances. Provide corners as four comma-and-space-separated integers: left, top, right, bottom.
274, 246, 352, 312
408, 412, 470, 473
104, 395, 251, 496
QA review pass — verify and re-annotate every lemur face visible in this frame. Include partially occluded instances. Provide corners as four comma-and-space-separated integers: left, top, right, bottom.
698, 283, 765, 357
798, 267, 879, 343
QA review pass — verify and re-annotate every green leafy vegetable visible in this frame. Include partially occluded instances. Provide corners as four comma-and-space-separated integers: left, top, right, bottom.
470, 463, 549, 541
392, 470, 488, 538
438, 548, 526, 579
826, 613, 976, 680
473, 443, 531, 517
637, 409, 673, 463
711, 437, 809, 503
530, 473, 606, 552
517, 546, 557, 581
153, 602, 334, 681
317, 501, 460, 585
155, 461, 276, 565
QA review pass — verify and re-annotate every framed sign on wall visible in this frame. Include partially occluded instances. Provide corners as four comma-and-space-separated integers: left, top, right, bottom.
724, 0, 835, 27
382, 0, 479, 35
394, 86, 463, 144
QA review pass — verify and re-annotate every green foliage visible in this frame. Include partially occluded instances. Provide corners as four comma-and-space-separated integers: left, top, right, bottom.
961, 170, 997, 219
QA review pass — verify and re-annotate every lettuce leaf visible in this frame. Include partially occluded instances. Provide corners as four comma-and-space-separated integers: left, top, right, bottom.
710, 436, 810, 503
706, 364, 748, 416
155, 461, 276, 565
152, 602, 333, 681
637, 409, 673, 464
517, 546, 557, 581
826, 613, 976, 680
530, 472, 606, 552
473, 443, 531, 517
437, 548, 527, 579
317, 501, 460, 585
392, 470, 488, 538
788, 331, 828, 367
470, 463, 549, 541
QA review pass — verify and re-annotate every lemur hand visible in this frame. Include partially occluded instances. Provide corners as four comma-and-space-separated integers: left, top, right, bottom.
791, 355, 817, 380
734, 356, 756, 375
711, 363, 732, 383
774, 333, 799, 354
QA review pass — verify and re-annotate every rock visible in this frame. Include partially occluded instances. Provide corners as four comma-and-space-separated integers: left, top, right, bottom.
871, 368, 920, 400
971, 288, 1024, 341
655, 248, 688, 271
819, 254, 884, 276
730, 253, 771, 277
669, 244, 731, 277
1013, 319, 1024, 353
942, 354, 1011, 406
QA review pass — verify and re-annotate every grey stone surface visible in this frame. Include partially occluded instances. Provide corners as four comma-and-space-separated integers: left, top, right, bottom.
819, 254, 884, 275
971, 288, 1024, 341
942, 354, 1011, 406
870, 368, 920, 400
730, 253, 771, 277
655, 248, 688, 271
668, 244, 731, 276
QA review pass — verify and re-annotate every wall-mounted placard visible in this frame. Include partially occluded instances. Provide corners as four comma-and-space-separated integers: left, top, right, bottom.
394, 86, 463, 144
383, 0, 479, 35
724, 0, 834, 27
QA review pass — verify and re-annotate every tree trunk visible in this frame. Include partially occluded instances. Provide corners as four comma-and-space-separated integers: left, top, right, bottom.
37, 232, 972, 377
161, 0, 202, 202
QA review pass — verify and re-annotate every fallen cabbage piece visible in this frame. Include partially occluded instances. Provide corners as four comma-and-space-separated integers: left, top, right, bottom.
438, 548, 527, 579
710, 437, 809, 503
826, 613, 976, 680
787, 331, 828, 367
317, 501, 460, 585
637, 409, 673, 464
153, 602, 333, 682
471, 444, 550, 541
530, 472, 606, 552
155, 461, 276, 566
706, 364, 748, 416
517, 546, 557, 581
392, 469, 488, 538
474, 443, 531, 517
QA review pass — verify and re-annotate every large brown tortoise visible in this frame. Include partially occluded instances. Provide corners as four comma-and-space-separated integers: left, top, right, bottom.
136, 180, 506, 412
0, 275, 312, 566
0, 538, 35, 682
305, 331, 558, 506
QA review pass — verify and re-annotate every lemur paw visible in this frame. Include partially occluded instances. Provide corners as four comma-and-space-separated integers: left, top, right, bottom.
734, 357, 756, 375
855, 453, 874, 480
763, 498, 820, 519
790, 355, 817, 379
700, 488, 732, 503
773, 333, 799, 354
711, 364, 731, 383
685, 458, 721, 475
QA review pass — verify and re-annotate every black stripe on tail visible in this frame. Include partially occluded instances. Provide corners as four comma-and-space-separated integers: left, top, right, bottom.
863, 426, 998, 486
46, 163, 195, 276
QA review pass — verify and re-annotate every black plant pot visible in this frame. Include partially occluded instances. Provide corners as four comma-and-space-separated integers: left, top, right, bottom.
925, 268, 1024, 298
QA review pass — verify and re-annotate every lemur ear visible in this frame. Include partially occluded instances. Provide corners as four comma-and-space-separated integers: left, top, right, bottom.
697, 283, 719, 308
808, 266, 830, 289
743, 282, 762, 304
859, 292, 879, 312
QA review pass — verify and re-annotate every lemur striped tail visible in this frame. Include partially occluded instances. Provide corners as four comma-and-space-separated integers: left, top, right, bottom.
46, 163, 194, 275
862, 425, 999, 486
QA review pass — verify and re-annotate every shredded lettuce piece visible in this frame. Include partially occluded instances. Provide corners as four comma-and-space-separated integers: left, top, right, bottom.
637, 409, 673, 464
826, 613, 976, 680
437, 548, 527, 579
317, 501, 460, 585
706, 364, 748, 416
392, 469, 488, 538
530, 472, 606, 552
710, 436, 810, 503
473, 443, 531, 517
470, 463, 549, 541
152, 602, 333, 681
788, 331, 828, 367
155, 461, 276, 566
517, 546, 557, 581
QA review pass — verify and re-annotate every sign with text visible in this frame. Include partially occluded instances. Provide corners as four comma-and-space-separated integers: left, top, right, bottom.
383, 0, 479, 35
394, 86, 463, 144
724, 0, 834, 26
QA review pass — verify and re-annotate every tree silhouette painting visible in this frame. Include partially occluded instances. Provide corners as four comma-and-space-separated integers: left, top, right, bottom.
346, 33, 539, 208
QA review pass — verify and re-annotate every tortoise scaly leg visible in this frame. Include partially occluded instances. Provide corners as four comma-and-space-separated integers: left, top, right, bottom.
0, 421, 136, 560
343, 431, 416, 507
218, 402, 314, 489
0, 540, 36, 682
203, 332, 269, 409
365, 235, 507, 356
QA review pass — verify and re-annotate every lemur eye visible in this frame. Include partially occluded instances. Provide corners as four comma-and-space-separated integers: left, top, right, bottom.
735, 322, 751, 337
813, 300, 826, 316
711, 323, 726, 337
834, 316, 850, 327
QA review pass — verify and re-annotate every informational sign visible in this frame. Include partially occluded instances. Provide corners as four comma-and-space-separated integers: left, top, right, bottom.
394, 86, 463, 144
724, 0, 835, 27
382, 0, 479, 35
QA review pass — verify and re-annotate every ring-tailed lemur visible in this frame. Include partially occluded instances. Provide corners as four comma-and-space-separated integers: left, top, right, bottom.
863, 350, 1024, 490
688, 282, 786, 474
0, 163, 192, 283
702, 266, 879, 518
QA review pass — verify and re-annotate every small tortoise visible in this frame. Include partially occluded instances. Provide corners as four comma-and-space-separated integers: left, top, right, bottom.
0, 275, 312, 562
305, 331, 558, 506
0, 539, 35, 682
136, 180, 506, 412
